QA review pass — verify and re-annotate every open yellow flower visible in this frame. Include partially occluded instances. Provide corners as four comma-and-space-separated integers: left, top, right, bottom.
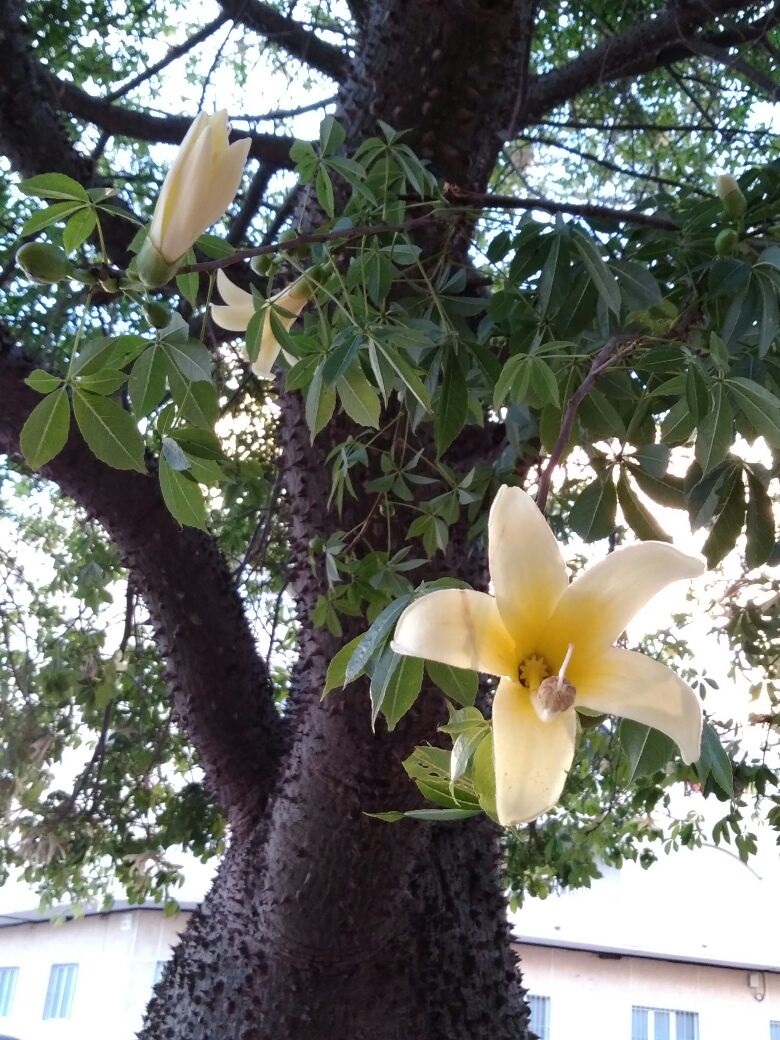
210, 269, 312, 378
137, 111, 250, 287
391, 485, 704, 826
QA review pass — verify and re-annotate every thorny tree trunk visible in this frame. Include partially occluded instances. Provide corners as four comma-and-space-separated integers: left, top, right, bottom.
138, 3, 539, 1038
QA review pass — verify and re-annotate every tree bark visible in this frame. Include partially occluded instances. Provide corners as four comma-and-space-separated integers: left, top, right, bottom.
143, 2, 535, 1037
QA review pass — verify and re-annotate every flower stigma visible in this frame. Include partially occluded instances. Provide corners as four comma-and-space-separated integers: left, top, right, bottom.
528, 643, 576, 723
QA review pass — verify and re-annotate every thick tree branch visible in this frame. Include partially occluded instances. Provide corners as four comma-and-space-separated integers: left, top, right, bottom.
43, 72, 296, 168
218, 0, 350, 81
523, 0, 770, 126
0, 329, 284, 830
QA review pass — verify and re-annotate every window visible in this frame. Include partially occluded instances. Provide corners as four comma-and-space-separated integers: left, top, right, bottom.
528, 994, 550, 1040
42, 963, 78, 1020
0, 967, 18, 1016
770, 1023, 780, 1040
632, 1006, 698, 1040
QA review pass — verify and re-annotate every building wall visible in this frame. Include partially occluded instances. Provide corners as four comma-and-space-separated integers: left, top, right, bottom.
516, 942, 780, 1040
0, 909, 189, 1040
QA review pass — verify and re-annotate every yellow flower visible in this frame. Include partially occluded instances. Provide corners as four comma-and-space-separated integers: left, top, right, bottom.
210, 269, 312, 378
137, 111, 250, 287
391, 485, 704, 826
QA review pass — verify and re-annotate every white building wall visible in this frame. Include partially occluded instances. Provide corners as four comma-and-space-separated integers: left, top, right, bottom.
0, 909, 189, 1040
518, 943, 780, 1040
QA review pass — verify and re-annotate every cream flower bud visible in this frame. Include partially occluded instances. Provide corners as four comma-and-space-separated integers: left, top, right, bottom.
137, 111, 250, 288
715, 174, 746, 220
211, 269, 313, 378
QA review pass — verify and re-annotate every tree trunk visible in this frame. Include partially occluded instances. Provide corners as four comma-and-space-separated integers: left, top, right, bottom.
142, 2, 538, 1036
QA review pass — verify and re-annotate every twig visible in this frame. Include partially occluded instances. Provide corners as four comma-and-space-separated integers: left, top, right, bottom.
442, 184, 679, 230
535, 335, 637, 513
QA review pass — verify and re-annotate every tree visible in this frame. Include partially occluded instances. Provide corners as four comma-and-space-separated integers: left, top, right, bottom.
0, 1, 779, 1037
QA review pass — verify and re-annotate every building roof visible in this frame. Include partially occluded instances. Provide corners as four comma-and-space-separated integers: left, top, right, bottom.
0, 899, 198, 930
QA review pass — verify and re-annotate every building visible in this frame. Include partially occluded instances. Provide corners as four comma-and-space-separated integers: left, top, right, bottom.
0, 901, 192, 1040
0, 828, 777, 1039
513, 829, 780, 1039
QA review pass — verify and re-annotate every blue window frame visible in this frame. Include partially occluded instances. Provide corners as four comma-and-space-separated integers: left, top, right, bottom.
632, 1006, 698, 1040
528, 994, 550, 1040
0, 967, 18, 1016
42, 963, 78, 1020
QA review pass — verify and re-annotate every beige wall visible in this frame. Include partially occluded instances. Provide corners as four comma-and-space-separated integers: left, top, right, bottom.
516, 942, 780, 1039
0, 909, 190, 1040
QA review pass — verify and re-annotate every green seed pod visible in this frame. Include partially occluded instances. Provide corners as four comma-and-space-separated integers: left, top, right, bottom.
143, 300, 172, 329
715, 229, 739, 257
250, 253, 274, 275
16, 242, 71, 284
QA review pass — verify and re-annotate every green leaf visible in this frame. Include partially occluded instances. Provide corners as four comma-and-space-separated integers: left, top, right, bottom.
374, 341, 431, 413
426, 661, 478, 706
572, 230, 621, 315
755, 271, 779, 358
72, 390, 146, 472
21, 200, 84, 236
322, 330, 361, 385
660, 398, 696, 445
19, 387, 70, 469
619, 719, 676, 781
161, 436, 190, 471
164, 339, 213, 383
399, 808, 481, 822
337, 365, 381, 428
450, 726, 488, 784
528, 356, 559, 407
434, 352, 468, 455
315, 165, 335, 218
167, 364, 218, 429
74, 369, 128, 395
319, 115, 346, 155
322, 635, 365, 697
685, 363, 709, 422
168, 426, 223, 460
344, 596, 411, 685
579, 389, 625, 439
708, 332, 730, 374
305, 364, 337, 441
25, 369, 63, 394
194, 234, 234, 260
471, 734, 498, 822
62, 207, 97, 253
369, 649, 424, 730
493, 355, 530, 410
626, 464, 685, 510
19, 173, 89, 201
695, 722, 733, 798
569, 478, 617, 542
176, 269, 199, 308
745, 473, 775, 570
726, 377, 780, 447
702, 470, 746, 568
129, 346, 167, 417
695, 384, 732, 475
616, 470, 671, 542
158, 457, 208, 530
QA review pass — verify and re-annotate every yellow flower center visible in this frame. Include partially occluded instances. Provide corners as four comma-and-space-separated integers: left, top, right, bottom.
518, 644, 577, 723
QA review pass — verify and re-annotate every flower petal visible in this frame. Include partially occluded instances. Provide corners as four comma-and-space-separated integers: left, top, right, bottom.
547, 542, 704, 653
216, 268, 252, 309
492, 678, 576, 825
391, 589, 517, 678
574, 647, 702, 763
488, 485, 568, 653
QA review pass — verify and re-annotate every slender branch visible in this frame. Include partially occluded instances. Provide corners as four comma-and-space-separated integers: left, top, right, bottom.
217, 0, 350, 81
181, 213, 442, 273
538, 117, 773, 137
690, 40, 780, 101
536, 335, 637, 513
442, 184, 680, 230
0, 330, 284, 828
521, 133, 711, 196
105, 14, 230, 102
236, 95, 338, 123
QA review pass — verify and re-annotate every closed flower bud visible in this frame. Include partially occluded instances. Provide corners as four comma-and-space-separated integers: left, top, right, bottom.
143, 301, 172, 329
16, 242, 72, 284
136, 110, 250, 288
715, 174, 746, 220
715, 229, 739, 256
